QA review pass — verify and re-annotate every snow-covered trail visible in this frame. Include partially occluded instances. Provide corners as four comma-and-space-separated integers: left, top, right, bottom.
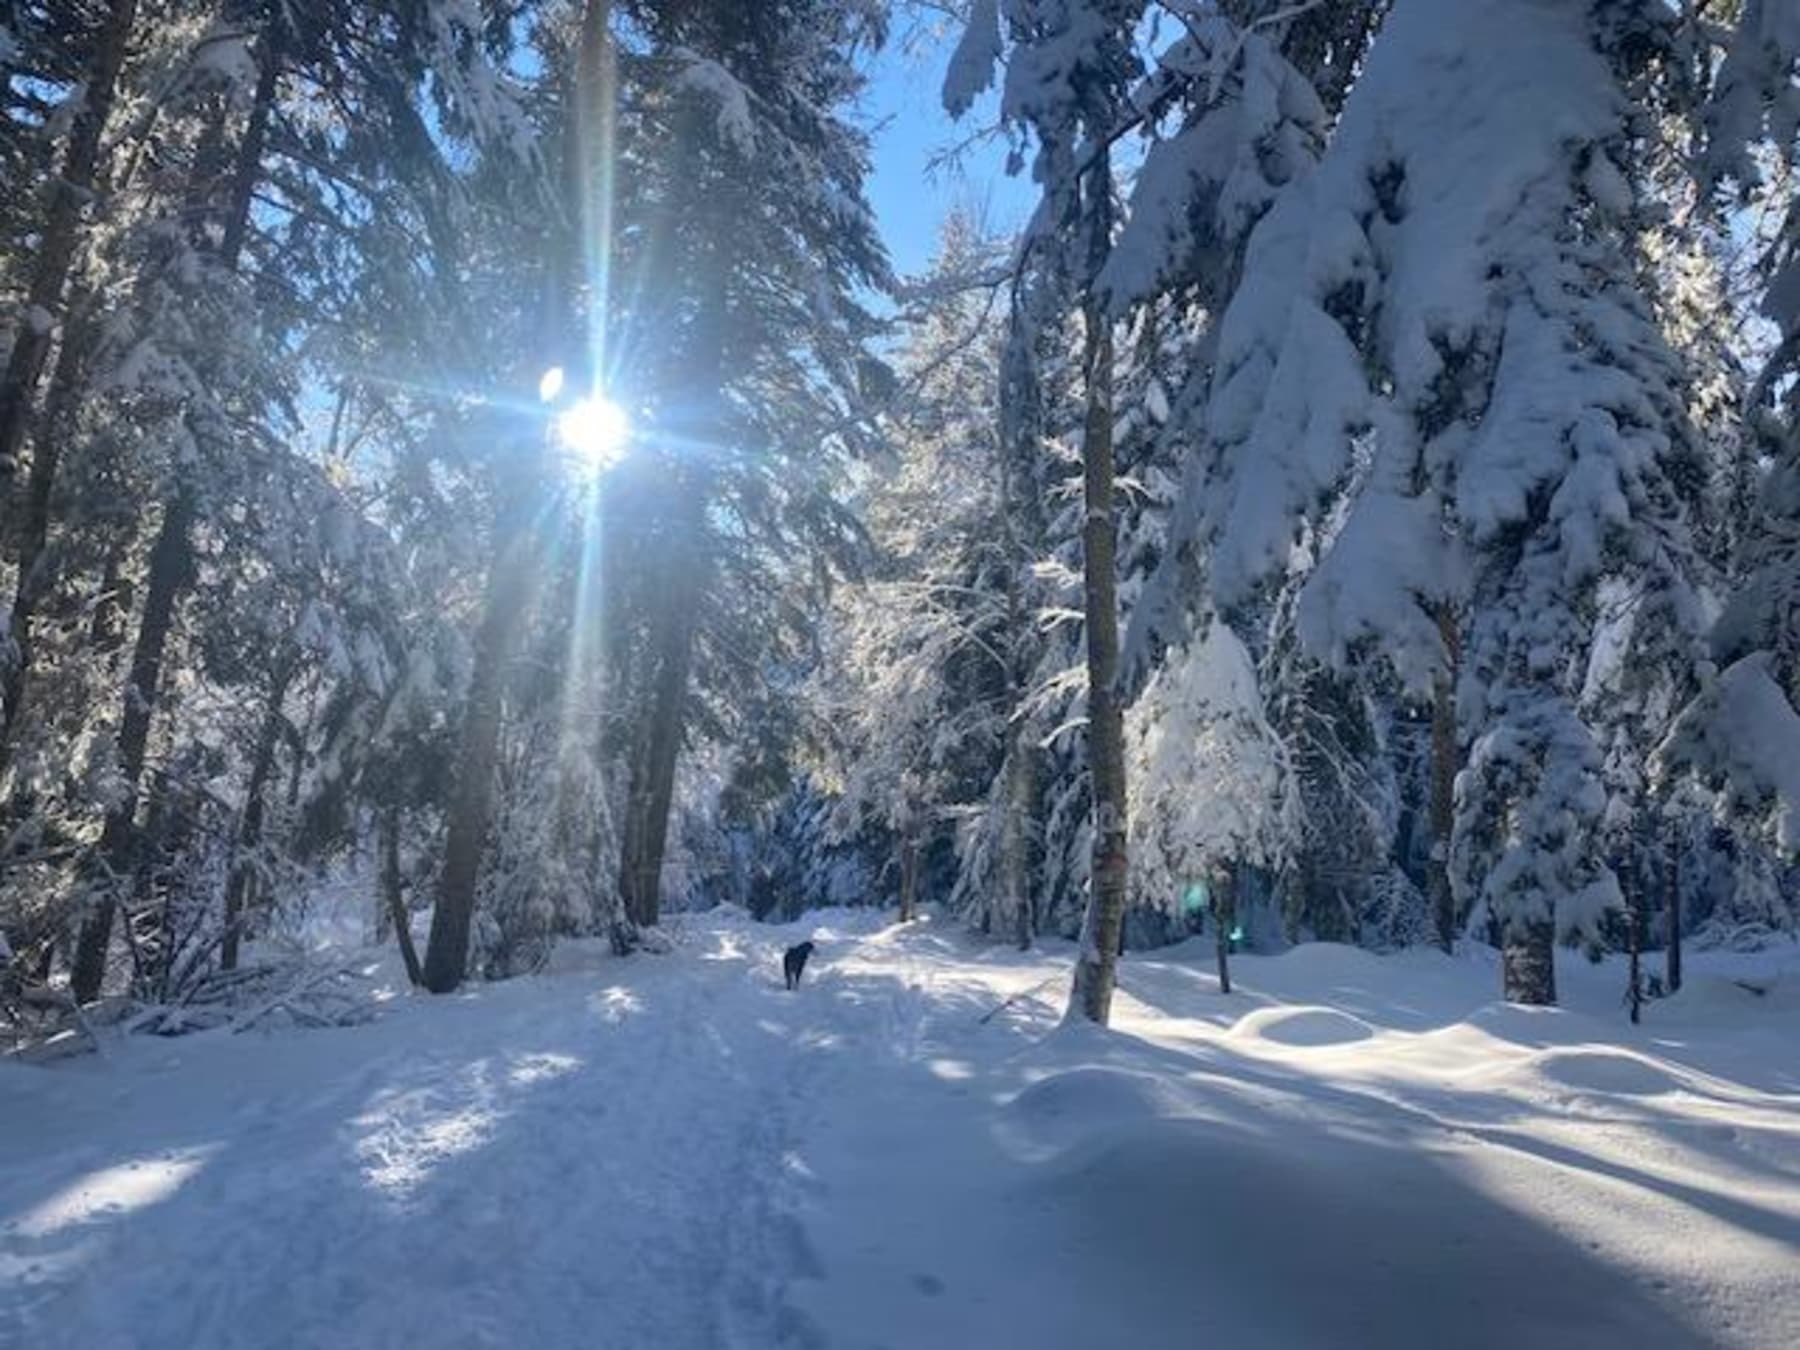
4, 909, 1799, 1350
0, 912, 892, 1350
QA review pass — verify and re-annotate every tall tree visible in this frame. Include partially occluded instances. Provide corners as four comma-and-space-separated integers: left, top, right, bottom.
606, 0, 889, 939
946, 0, 1145, 1023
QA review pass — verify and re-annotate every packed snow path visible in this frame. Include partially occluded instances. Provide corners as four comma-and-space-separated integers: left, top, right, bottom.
4, 910, 1798, 1350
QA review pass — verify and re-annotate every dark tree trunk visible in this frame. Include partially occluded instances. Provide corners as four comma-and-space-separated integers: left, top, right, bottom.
70, 493, 194, 1003
421, 511, 538, 992
1067, 148, 1128, 1028
1501, 917, 1556, 1006
218, 24, 280, 272
1665, 836, 1682, 995
1428, 607, 1461, 953
1213, 872, 1235, 996
0, 0, 138, 473
616, 512, 704, 932
1626, 867, 1644, 1025
382, 805, 423, 987
614, 252, 720, 935
221, 661, 293, 971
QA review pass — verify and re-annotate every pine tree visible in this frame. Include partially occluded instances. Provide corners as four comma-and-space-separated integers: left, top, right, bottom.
603, 0, 889, 941
1151, 0, 1711, 1003
825, 212, 1021, 928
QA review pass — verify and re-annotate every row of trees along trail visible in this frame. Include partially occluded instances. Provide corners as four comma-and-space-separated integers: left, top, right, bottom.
4, 0, 1799, 1019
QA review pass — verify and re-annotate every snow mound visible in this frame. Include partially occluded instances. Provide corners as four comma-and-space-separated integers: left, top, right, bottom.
1536, 1049, 1680, 1097
1661, 971, 1800, 1020
1003, 1066, 1187, 1157
1228, 1005, 1375, 1047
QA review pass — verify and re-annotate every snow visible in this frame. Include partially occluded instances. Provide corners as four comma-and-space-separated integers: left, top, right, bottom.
6, 908, 1800, 1349
1127, 617, 1291, 901
188, 28, 259, 100
675, 50, 759, 158
1660, 653, 1800, 853
941, 0, 1001, 118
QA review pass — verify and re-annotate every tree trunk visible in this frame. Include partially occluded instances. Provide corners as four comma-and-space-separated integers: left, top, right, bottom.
421, 507, 539, 992
616, 543, 702, 931
221, 662, 293, 971
218, 24, 281, 272
70, 492, 194, 1003
1066, 148, 1128, 1028
0, 0, 138, 474
1428, 606, 1461, 952
1501, 917, 1556, 1005
1626, 860, 1644, 1025
1665, 833, 1682, 995
898, 824, 919, 923
1213, 871, 1234, 996
614, 255, 720, 935
382, 805, 423, 987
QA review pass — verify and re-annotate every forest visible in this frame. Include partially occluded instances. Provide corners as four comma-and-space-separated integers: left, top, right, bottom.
5, 0, 1797, 1026
4, 3, 1800, 1347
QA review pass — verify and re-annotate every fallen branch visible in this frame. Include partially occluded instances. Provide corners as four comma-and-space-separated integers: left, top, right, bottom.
978, 971, 1067, 1025
228, 962, 365, 1035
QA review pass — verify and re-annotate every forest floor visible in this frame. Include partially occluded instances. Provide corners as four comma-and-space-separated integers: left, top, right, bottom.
3, 905, 1798, 1350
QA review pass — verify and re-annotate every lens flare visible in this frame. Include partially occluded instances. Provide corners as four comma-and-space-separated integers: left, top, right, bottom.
556, 396, 631, 471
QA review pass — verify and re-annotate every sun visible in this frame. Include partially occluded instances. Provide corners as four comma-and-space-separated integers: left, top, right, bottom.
556, 396, 631, 471
539, 366, 630, 473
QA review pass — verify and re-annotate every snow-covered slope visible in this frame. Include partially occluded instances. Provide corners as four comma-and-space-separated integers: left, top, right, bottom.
4, 910, 1796, 1349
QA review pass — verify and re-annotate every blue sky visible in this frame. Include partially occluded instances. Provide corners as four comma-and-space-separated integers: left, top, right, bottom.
858, 30, 1036, 280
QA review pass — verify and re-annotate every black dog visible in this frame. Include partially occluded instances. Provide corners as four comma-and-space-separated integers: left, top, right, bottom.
782, 941, 815, 990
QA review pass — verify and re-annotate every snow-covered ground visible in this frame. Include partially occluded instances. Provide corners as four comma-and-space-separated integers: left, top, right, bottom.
4, 908, 1797, 1349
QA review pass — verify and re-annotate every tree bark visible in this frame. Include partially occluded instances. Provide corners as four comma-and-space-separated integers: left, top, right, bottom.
1665, 832, 1682, 995
616, 513, 704, 931
421, 506, 539, 992
1501, 917, 1556, 1006
614, 255, 721, 935
1213, 870, 1234, 996
381, 805, 423, 987
218, 24, 280, 272
1626, 856, 1645, 1024
1428, 606, 1461, 953
0, 0, 138, 474
70, 492, 194, 1003
1066, 149, 1128, 1027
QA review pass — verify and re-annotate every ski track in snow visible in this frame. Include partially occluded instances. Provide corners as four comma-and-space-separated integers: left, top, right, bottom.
4, 909, 1800, 1350
0, 916, 861, 1350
